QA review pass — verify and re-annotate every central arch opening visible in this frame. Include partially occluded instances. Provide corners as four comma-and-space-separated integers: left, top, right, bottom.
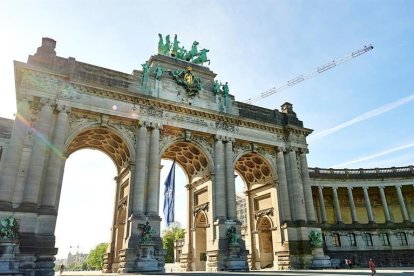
160, 139, 212, 271
55, 149, 117, 269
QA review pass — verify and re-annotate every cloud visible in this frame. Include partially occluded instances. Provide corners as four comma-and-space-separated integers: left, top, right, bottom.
332, 141, 414, 168
309, 93, 414, 142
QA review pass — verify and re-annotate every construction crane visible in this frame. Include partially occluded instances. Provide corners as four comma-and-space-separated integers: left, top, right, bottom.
243, 44, 374, 104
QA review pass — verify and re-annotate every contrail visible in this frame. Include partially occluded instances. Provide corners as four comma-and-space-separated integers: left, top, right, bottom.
332, 141, 414, 168
309, 93, 414, 142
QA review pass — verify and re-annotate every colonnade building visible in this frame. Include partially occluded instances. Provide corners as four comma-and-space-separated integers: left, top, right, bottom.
0, 37, 413, 275
310, 166, 414, 267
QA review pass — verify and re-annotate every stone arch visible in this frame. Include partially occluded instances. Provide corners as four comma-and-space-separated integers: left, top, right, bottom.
234, 152, 275, 190
65, 125, 134, 172
194, 210, 209, 228
161, 139, 212, 182
257, 215, 275, 230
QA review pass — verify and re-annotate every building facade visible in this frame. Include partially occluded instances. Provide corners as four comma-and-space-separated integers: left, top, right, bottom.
310, 166, 414, 267
0, 37, 320, 275
233, 166, 414, 267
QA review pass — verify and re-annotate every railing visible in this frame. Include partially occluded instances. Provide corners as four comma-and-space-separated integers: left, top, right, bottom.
309, 165, 414, 179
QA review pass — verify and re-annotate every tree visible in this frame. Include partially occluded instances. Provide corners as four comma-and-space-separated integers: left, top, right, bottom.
86, 243, 108, 270
162, 222, 185, 263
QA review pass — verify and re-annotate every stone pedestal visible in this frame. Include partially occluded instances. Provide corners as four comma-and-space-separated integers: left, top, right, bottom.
311, 247, 331, 269
136, 243, 162, 273
0, 241, 22, 275
224, 245, 248, 271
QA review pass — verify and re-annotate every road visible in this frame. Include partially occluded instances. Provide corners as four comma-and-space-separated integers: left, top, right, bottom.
57, 267, 414, 276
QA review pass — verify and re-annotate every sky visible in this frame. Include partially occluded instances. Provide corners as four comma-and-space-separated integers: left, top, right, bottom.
1, 0, 414, 259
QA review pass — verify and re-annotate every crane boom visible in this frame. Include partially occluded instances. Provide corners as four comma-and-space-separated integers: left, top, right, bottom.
243, 44, 374, 104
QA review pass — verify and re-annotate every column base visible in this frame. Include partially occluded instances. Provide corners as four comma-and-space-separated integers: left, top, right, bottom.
0, 200, 13, 210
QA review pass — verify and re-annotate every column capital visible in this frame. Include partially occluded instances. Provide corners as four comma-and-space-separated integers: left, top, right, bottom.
332, 186, 338, 191
276, 146, 286, 153
395, 185, 402, 189
379, 186, 386, 190
137, 120, 147, 127
299, 147, 309, 154
224, 137, 235, 143
318, 186, 324, 190
147, 122, 162, 130
347, 186, 353, 190
215, 135, 224, 142
287, 146, 298, 152
56, 104, 71, 113
362, 186, 369, 191
40, 97, 51, 105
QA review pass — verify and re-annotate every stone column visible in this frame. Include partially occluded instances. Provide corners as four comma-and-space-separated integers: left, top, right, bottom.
146, 124, 160, 216
41, 105, 70, 207
23, 98, 54, 206
332, 187, 342, 223
379, 186, 391, 223
318, 187, 327, 223
214, 135, 226, 219
288, 147, 306, 222
395, 185, 410, 222
363, 187, 374, 223
133, 122, 148, 216
347, 186, 358, 223
224, 138, 236, 220
276, 147, 291, 222
0, 99, 30, 205
299, 148, 316, 223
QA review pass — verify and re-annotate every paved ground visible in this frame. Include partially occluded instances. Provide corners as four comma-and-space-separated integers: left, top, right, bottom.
56, 267, 414, 276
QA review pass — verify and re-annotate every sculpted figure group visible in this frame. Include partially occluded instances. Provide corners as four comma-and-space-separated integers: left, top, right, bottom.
0, 216, 19, 240
158, 34, 210, 65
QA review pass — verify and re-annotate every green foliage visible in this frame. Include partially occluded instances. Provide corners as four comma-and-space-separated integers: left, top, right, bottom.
162, 223, 185, 263
86, 243, 108, 270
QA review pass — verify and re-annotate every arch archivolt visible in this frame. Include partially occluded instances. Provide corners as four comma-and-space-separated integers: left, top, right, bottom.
160, 128, 213, 182
234, 151, 275, 190
65, 117, 135, 172
194, 211, 209, 228
256, 214, 275, 231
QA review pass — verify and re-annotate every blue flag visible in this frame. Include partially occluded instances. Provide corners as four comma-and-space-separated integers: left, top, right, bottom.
163, 160, 176, 226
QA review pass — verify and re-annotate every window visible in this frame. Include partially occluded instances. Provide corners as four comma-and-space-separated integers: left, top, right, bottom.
347, 233, 357, 247
396, 232, 408, 246
332, 233, 341, 247
362, 233, 373, 246
379, 233, 390, 246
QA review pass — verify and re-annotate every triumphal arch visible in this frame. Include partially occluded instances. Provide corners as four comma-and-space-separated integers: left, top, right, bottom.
0, 36, 321, 275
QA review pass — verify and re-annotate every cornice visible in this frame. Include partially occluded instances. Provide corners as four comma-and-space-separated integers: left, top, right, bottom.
15, 62, 309, 136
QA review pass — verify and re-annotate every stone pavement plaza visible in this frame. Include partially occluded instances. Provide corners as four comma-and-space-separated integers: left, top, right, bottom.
56, 268, 414, 276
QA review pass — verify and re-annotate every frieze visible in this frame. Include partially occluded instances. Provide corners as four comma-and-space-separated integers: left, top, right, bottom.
58, 82, 82, 100
287, 132, 306, 144
140, 105, 163, 118
272, 132, 286, 143
171, 114, 210, 127
20, 70, 61, 92
216, 121, 238, 132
